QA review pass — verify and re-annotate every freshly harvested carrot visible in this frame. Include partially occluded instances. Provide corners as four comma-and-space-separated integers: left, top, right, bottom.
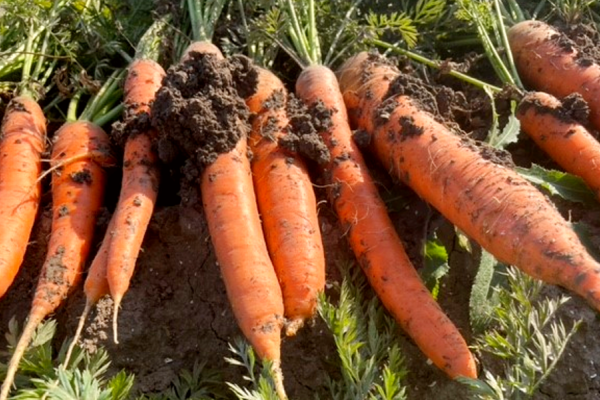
245, 67, 325, 336
517, 91, 600, 197
338, 52, 600, 313
274, 0, 476, 379
0, 121, 113, 400
108, 58, 163, 343
296, 65, 477, 379
508, 20, 600, 131
0, 96, 46, 298
195, 42, 284, 369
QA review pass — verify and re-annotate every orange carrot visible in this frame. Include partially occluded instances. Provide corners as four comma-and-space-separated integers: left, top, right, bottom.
337, 52, 600, 313
517, 91, 600, 198
175, 42, 286, 398
508, 20, 600, 131
0, 96, 46, 298
107, 59, 163, 343
296, 64, 477, 379
0, 120, 113, 400
245, 67, 325, 336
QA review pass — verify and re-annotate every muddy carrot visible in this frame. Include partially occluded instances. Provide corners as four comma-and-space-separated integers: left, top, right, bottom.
108, 58, 163, 343
278, 0, 477, 379
0, 120, 113, 400
0, 96, 46, 298
337, 51, 600, 315
245, 67, 325, 336
508, 20, 600, 131
516, 91, 600, 198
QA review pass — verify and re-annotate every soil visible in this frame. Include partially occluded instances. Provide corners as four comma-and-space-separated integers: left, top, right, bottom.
5, 21, 600, 400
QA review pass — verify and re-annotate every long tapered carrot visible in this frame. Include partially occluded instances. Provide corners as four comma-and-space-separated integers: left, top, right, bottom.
0, 96, 46, 298
245, 67, 325, 336
516, 91, 600, 198
296, 64, 477, 379
0, 120, 113, 400
337, 52, 600, 313
160, 41, 286, 398
507, 20, 600, 131
108, 58, 163, 343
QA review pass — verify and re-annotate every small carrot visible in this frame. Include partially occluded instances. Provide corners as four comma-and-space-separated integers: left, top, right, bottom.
0, 120, 113, 400
108, 58, 163, 343
508, 20, 600, 131
278, 0, 477, 379
337, 51, 600, 314
516, 91, 600, 198
0, 96, 46, 298
245, 67, 325, 336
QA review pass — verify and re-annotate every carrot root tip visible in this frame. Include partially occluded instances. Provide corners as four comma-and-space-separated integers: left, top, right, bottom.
112, 299, 121, 344
284, 318, 305, 337
271, 361, 288, 400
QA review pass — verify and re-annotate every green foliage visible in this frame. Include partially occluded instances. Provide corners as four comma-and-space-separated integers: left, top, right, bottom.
318, 263, 408, 400
469, 249, 504, 333
459, 268, 581, 399
225, 339, 284, 400
1, 318, 136, 400
140, 361, 227, 400
420, 232, 450, 299
516, 164, 598, 206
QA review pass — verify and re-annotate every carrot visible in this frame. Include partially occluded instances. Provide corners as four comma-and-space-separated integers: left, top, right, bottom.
337, 51, 600, 313
0, 120, 113, 400
508, 20, 600, 131
190, 43, 285, 393
0, 96, 46, 298
245, 67, 325, 336
516, 91, 600, 197
108, 58, 163, 343
296, 65, 477, 379
275, 0, 477, 379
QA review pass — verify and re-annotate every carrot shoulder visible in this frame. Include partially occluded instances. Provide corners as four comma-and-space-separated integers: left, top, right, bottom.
297, 64, 477, 379
337, 52, 600, 313
508, 20, 600, 131
517, 91, 600, 197
246, 67, 325, 336
0, 120, 113, 400
0, 96, 46, 298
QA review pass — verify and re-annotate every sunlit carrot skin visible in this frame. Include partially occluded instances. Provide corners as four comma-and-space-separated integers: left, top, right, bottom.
181, 42, 284, 363
246, 67, 325, 336
517, 91, 600, 197
0, 96, 46, 298
338, 52, 600, 313
297, 64, 477, 379
107, 59, 163, 311
0, 120, 113, 400
508, 20, 600, 130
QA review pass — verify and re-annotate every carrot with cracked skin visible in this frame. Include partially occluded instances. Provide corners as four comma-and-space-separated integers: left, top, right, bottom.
108, 58, 163, 343
338, 52, 600, 313
0, 121, 113, 400
0, 96, 46, 298
246, 67, 325, 336
296, 65, 477, 380
517, 91, 600, 198
508, 20, 600, 131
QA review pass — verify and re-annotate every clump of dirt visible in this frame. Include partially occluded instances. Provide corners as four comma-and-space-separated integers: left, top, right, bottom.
559, 22, 600, 66
518, 91, 591, 126
150, 51, 257, 202
111, 107, 153, 149
281, 96, 331, 165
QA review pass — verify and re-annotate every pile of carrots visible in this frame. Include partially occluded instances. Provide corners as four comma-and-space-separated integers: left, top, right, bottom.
4, 11, 600, 399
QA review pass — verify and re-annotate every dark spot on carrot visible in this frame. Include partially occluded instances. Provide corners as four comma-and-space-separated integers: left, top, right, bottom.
43, 245, 67, 287
352, 129, 371, 148
398, 116, 424, 139
575, 272, 588, 287
70, 169, 93, 185
14, 139, 21, 144
57, 205, 69, 217
133, 196, 142, 207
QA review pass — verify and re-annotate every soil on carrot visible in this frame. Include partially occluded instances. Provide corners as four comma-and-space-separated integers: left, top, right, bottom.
6, 25, 600, 400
